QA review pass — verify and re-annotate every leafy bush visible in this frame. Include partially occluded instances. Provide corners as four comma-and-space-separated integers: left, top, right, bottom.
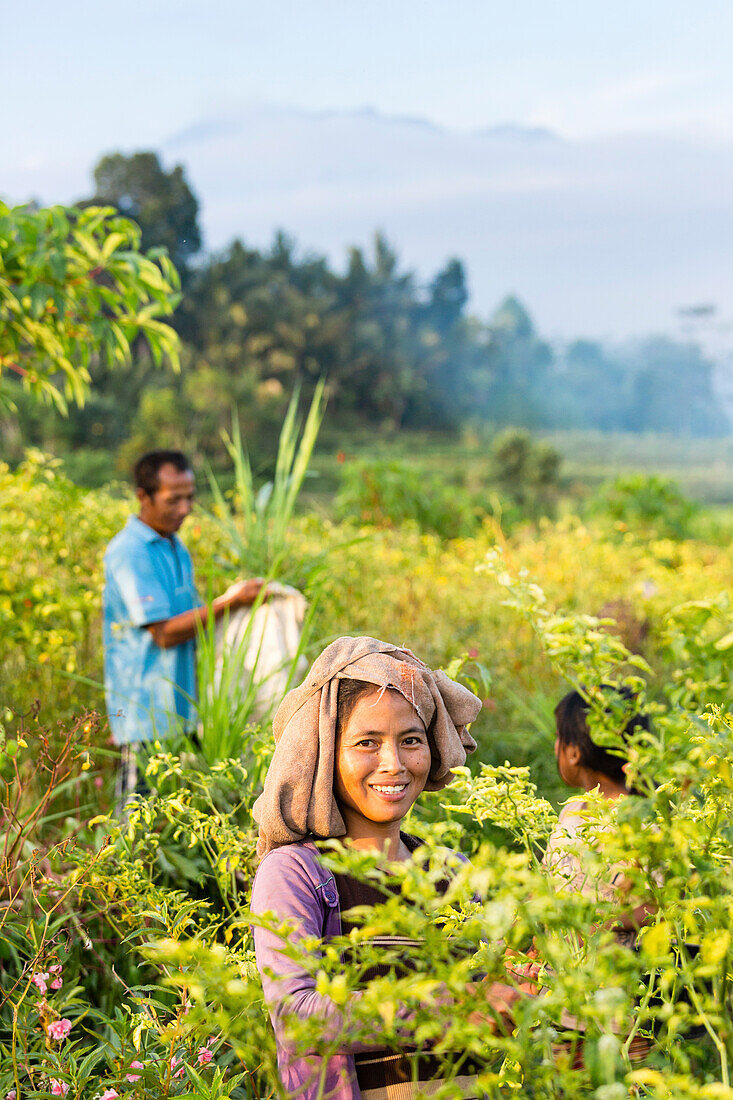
4, 544, 733, 1097
591, 474, 698, 540
0, 201, 180, 413
0, 453, 126, 722
0, 720, 265, 1098
335, 457, 479, 537
490, 427, 562, 525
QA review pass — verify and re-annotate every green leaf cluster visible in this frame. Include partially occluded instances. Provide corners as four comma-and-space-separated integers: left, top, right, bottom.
0, 202, 180, 413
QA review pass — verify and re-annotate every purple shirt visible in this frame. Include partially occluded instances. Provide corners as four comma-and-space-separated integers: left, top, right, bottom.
251, 841, 359, 1100
251, 840, 469, 1100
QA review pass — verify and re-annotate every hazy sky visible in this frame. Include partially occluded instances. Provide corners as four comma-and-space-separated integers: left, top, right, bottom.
5, 2, 733, 341
8, 1, 732, 172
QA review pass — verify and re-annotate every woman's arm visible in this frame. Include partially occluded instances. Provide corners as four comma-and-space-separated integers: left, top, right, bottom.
252, 847, 405, 1056
252, 848, 355, 1050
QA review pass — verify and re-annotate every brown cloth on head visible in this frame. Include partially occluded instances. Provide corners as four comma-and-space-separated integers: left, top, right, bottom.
253, 635, 481, 856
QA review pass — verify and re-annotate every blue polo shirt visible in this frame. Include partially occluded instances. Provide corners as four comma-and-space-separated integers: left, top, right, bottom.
103, 516, 200, 745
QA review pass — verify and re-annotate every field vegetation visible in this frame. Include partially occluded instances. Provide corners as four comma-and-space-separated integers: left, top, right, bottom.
2, 192, 733, 1099
2, 442, 733, 1098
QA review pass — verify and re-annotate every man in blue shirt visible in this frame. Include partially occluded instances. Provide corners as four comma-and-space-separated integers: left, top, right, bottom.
103, 450, 262, 793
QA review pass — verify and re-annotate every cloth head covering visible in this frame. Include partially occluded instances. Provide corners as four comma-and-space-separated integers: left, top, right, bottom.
253, 635, 481, 856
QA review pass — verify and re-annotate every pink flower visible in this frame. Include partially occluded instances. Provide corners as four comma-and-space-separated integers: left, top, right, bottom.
197, 1046, 213, 1066
99, 1090, 119, 1100
125, 1061, 144, 1083
50, 1081, 69, 1097
48, 1018, 72, 1041
468, 647, 479, 659
94, 776, 104, 789
49, 964, 63, 974
7, 1090, 17, 1100
32, 971, 50, 994
170, 1055, 185, 1080
50, 977, 63, 990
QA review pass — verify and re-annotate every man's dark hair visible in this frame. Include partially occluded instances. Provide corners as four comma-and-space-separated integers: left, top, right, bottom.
134, 451, 192, 496
554, 687, 650, 789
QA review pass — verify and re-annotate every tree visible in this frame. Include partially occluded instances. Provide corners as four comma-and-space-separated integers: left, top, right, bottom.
551, 339, 629, 431
482, 296, 553, 426
87, 152, 202, 276
626, 336, 727, 436
0, 202, 181, 413
427, 258, 468, 334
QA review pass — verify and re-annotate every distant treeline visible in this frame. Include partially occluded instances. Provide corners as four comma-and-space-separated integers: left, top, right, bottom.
3, 152, 728, 482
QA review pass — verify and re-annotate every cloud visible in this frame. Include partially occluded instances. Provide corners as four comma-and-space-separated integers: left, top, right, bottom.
528, 68, 712, 139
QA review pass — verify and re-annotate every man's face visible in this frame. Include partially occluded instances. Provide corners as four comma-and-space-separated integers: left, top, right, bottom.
138, 463, 196, 536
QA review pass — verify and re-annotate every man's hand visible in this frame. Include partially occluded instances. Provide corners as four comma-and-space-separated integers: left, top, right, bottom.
221, 578, 266, 609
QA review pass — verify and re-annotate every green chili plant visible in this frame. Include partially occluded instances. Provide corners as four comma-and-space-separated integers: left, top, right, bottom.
1, 732, 269, 1098
149, 553, 733, 1098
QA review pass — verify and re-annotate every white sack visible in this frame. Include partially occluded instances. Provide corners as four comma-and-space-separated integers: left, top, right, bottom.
213, 582, 308, 721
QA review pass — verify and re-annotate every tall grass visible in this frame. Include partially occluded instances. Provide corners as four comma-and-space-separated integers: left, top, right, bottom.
206, 379, 327, 579
196, 382, 328, 764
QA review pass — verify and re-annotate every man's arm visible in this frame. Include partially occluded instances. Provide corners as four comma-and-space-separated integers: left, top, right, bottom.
146, 579, 265, 649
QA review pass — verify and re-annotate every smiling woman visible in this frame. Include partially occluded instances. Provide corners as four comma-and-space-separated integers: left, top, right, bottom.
333, 681, 433, 859
250, 636, 517, 1100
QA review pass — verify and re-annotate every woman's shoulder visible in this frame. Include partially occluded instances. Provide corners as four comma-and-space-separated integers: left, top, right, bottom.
257, 839, 327, 880
557, 800, 589, 829
251, 840, 338, 917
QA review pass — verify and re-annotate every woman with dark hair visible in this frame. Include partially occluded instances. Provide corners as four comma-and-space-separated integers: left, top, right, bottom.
250, 635, 518, 1100
544, 688, 654, 948
552, 688, 649, 797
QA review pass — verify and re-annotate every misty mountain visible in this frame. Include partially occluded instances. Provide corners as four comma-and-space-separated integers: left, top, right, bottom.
159, 104, 733, 345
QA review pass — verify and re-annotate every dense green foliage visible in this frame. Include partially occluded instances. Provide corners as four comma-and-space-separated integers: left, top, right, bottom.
2, 472, 733, 1096
0, 200, 180, 414
1, 153, 727, 486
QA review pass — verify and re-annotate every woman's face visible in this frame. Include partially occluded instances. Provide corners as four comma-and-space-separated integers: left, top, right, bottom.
335, 688, 432, 832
